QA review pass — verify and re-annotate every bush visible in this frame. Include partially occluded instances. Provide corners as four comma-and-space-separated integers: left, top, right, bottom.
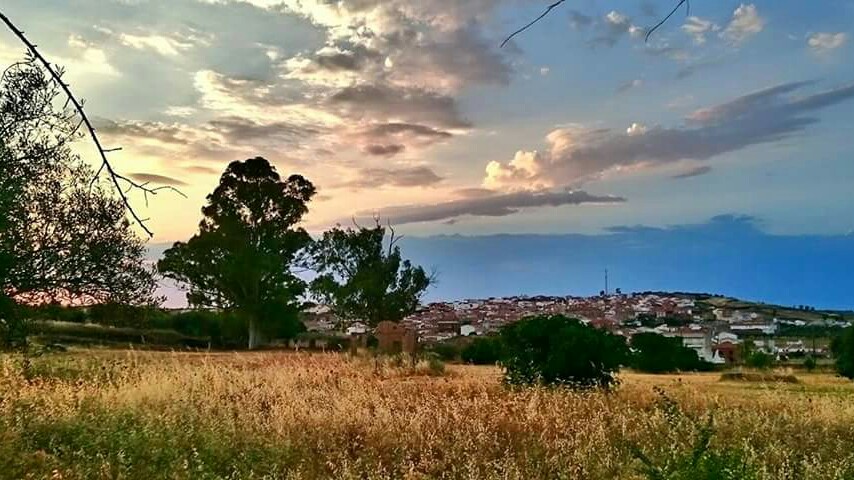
803, 355, 817, 372
425, 353, 446, 376
631, 333, 713, 373
88, 303, 168, 329
745, 351, 775, 370
427, 342, 460, 361
28, 321, 209, 348
0, 294, 27, 349
499, 315, 628, 389
831, 326, 854, 380
461, 336, 502, 365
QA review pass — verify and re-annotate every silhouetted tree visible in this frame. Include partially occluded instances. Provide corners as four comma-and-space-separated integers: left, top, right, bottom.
158, 157, 314, 349
307, 219, 431, 327
0, 60, 157, 349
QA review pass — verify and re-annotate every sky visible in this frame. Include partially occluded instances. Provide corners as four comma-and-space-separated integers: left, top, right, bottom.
3, 1, 853, 306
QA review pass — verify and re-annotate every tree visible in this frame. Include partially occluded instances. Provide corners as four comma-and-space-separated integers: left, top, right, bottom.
461, 336, 503, 365
831, 326, 854, 380
1, 59, 157, 349
745, 351, 774, 370
308, 219, 431, 327
158, 157, 314, 349
1, 13, 178, 237
499, 315, 629, 388
631, 333, 710, 373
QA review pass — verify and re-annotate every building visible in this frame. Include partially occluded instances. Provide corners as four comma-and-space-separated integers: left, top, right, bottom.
375, 321, 418, 355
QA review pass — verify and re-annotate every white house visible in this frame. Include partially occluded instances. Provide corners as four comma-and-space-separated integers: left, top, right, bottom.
346, 322, 368, 335
460, 324, 477, 336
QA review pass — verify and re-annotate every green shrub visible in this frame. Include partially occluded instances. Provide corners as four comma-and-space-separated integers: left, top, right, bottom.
0, 294, 27, 349
28, 321, 208, 348
499, 315, 628, 388
461, 336, 502, 365
803, 355, 817, 372
745, 351, 775, 370
427, 342, 460, 361
631, 333, 714, 373
832, 327, 854, 380
88, 303, 167, 329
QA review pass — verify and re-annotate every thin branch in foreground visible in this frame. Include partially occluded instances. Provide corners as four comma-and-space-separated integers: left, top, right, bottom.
501, 0, 566, 48
501, 0, 693, 48
645, 0, 689, 42
0, 10, 181, 237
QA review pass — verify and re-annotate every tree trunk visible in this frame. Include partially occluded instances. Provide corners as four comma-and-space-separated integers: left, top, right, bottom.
248, 316, 262, 350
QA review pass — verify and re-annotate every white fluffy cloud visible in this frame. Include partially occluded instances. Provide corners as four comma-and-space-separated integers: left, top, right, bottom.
721, 4, 765, 44
808, 32, 848, 52
682, 16, 720, 45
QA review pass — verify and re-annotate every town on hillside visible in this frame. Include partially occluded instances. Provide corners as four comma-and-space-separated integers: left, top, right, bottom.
303, 292, 854, 365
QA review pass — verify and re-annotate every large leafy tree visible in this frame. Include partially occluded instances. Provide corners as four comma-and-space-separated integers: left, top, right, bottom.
499, 315, 629, 388
308, 220, 432, 327
0, 59, 157, 345
158, 157, 314, 349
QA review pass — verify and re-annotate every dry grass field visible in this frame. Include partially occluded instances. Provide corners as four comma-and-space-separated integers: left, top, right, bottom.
2, 350, 854, 479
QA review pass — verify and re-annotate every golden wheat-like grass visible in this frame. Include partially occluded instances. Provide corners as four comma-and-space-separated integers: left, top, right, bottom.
1, 350, 853, 479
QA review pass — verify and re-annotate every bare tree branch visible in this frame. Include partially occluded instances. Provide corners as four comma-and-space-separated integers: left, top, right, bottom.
646, 0, 689, 42
501, 0, 692, 48
501, 0, 566, 49
0, 10, 181, 237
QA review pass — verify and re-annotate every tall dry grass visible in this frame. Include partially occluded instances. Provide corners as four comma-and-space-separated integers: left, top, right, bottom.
1, 350, 853, 479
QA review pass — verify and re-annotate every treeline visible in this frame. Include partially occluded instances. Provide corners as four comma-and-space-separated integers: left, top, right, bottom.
427, 319, 716, 374
21, 304, 312, 349
430, 315, 854, 385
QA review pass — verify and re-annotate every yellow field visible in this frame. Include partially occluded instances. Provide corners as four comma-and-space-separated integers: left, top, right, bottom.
2, 350, 854, 479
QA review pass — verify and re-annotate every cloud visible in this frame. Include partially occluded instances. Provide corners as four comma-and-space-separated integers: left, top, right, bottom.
483, 81, 854, 189
682, 16, 720, 45
206, 116, 323, 143
590, 10, 645, 48
364, 144, 406, 156
182, 165, 221, 175
340, 166, 444, 189
676, 58, 724, 80
328, 84, 471, 129
129, 173, 189, 187
626, 123, 648, 136
721, 4, 764, 44
64, 34, 120, 77
365, 123, 453, 140
672, 165, 712, 179
568, 10, 593, 29
118, 33, 195, 57
808, 32, 848, 52
616, 79, 643, 94
358, 189, 625, 225
95, 119, 193, 144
